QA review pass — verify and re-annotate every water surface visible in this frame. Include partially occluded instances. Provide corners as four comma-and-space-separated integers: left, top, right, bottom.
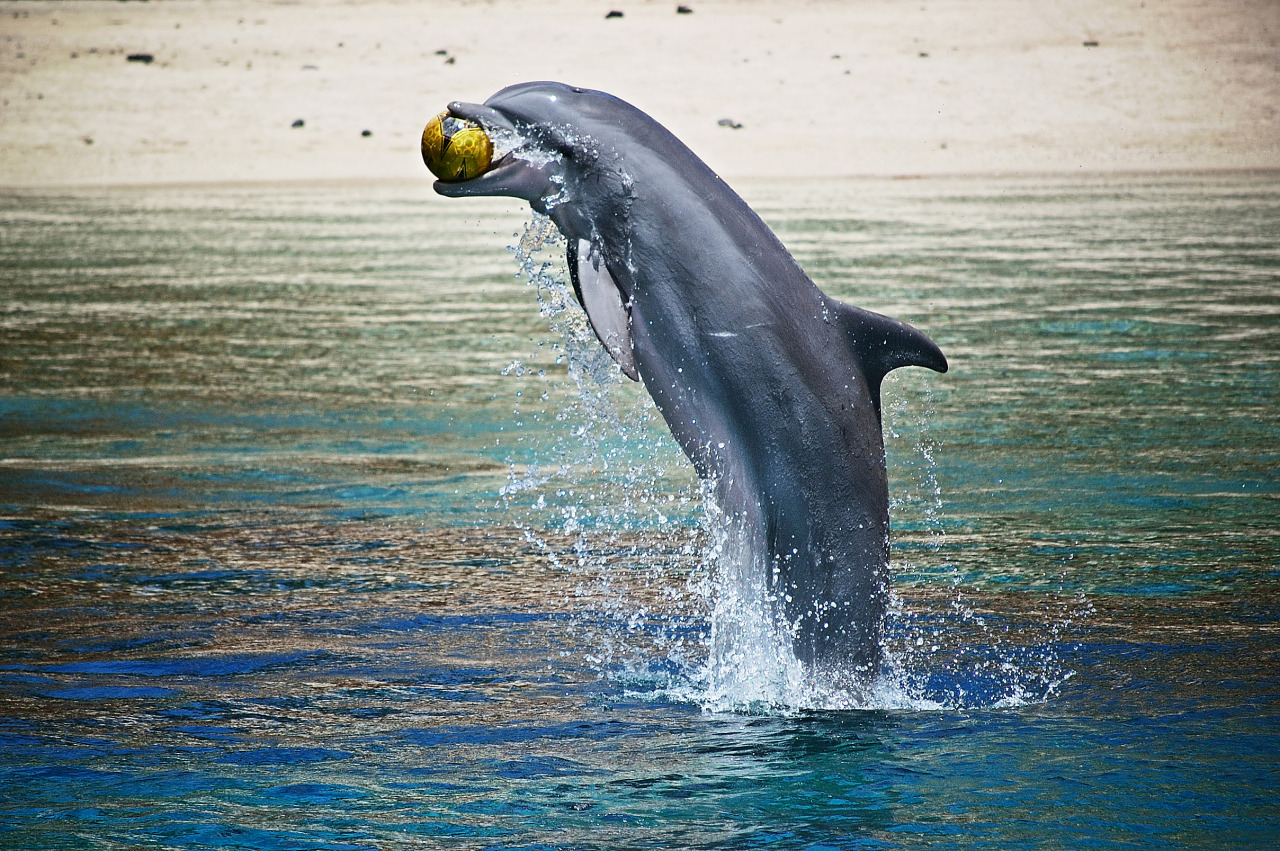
1, 173, 1277, 848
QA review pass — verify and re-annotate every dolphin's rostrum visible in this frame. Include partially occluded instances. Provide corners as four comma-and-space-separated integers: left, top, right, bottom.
434, 82, 947, 686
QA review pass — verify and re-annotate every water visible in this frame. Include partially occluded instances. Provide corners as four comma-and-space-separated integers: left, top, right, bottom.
1, 173, 1277, 848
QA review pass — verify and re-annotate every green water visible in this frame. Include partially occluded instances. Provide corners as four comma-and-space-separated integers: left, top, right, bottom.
0, 173, 1277, 848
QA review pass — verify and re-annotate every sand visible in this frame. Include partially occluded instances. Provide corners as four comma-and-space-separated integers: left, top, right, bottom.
0, 0, 1277, 187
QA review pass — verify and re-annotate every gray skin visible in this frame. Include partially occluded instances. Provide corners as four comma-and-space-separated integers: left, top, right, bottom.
434, 82, 947, 681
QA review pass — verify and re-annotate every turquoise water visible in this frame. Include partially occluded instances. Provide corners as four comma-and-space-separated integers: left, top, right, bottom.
1, 173, 1277, 847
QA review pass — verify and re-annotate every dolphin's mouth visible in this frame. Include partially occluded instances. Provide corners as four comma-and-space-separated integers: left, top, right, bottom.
446, 101, 531, 167
431, 148, 560, 203
431, 151, 517, 197
430, 102, 562, 203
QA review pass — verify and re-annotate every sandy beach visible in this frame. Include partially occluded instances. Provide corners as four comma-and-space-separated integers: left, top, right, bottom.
0, 0, 1277, 186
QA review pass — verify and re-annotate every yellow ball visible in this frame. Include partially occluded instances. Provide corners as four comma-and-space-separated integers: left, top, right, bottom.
421, 112, 493, 181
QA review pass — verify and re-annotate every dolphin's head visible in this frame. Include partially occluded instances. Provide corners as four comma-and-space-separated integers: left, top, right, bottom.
431, 82, 683, 241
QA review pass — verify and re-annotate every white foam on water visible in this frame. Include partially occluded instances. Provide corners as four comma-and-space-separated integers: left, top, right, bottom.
690, 492, 809, 713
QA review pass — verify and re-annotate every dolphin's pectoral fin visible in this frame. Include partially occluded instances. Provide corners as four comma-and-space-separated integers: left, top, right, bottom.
567, 239, 639, 381
825, 295, 947, 415
565, 238, 587, 309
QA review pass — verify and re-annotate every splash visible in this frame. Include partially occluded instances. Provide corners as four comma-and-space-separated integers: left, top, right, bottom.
500, 215, 1074, 714
504, 214, 708, 685
684, 487, 809, 713
878, 376, 1079, 710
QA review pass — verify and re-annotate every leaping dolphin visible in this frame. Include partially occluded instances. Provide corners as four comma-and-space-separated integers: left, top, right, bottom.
433, 82, 947, 684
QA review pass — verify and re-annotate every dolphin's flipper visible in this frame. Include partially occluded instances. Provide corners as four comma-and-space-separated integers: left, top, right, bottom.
568, 239, 639, 381
824, 295, 948, 417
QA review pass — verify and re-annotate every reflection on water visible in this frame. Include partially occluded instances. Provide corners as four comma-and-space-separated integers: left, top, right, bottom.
1, 174, 1278, 847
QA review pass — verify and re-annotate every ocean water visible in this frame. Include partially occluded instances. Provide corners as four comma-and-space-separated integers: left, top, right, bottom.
1, 173, 1277, 848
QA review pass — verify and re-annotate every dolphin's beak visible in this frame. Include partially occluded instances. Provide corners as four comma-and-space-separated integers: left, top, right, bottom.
446, 101, 517, 134
431, 101, 558, 202
433, 154, 551, 201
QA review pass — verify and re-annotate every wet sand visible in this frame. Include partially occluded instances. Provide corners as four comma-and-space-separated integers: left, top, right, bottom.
0, 0, 1277, 186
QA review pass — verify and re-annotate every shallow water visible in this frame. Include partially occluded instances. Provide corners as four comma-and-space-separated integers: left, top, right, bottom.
1, 173, 1277, 848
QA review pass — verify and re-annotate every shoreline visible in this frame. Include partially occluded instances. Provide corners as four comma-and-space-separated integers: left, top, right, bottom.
1, 0, 1276, 187
4, 165, 1278, 194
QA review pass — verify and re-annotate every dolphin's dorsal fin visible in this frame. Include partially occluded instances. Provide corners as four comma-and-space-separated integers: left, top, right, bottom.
824, 295, 947, 416
567, 239, 639, 381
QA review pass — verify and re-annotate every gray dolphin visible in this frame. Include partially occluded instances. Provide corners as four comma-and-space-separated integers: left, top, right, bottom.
434, 82, 947, 683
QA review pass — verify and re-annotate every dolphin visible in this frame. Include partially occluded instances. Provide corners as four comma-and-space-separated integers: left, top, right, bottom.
433, 82, 947, 683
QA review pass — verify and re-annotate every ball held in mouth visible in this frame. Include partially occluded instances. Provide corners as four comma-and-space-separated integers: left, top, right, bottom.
421, 111, 493, 182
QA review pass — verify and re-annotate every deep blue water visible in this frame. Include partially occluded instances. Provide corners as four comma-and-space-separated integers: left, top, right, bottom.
1, 173, 1277, 848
